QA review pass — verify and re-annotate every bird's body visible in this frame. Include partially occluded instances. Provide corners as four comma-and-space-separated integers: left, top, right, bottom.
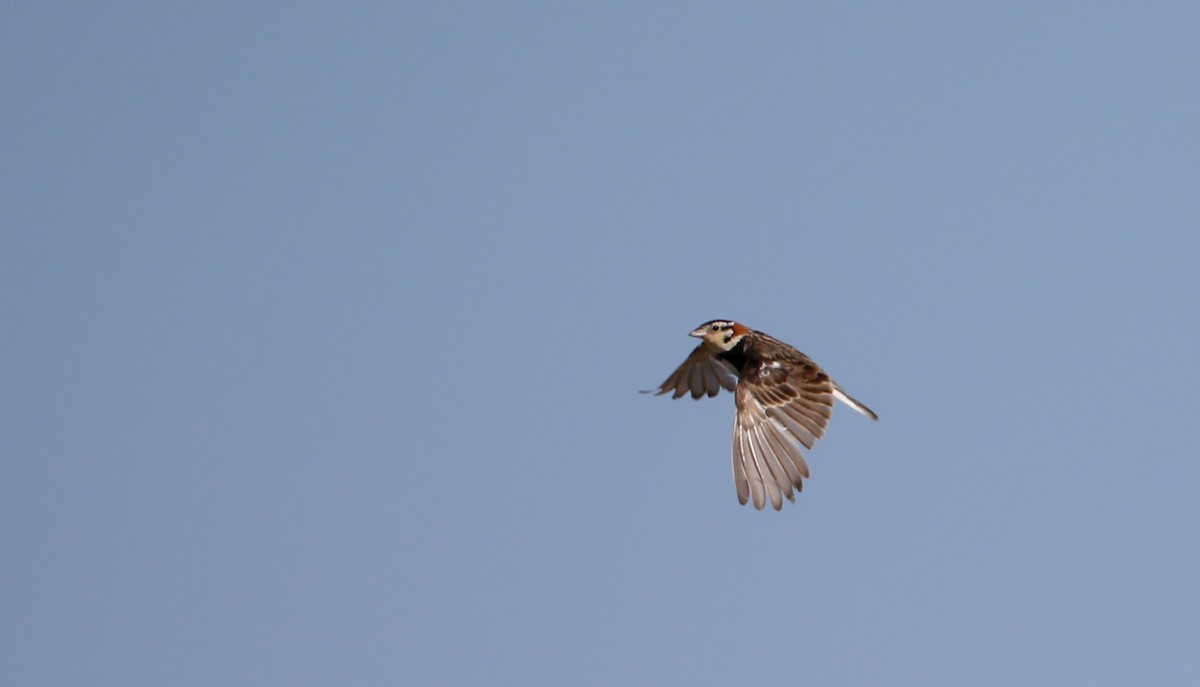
646, 320, 876, 510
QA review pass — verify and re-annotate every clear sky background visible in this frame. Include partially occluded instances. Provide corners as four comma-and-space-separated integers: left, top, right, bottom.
4, 3, 1198, 685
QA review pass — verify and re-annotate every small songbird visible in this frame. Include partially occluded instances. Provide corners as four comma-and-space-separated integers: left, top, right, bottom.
645, 320, 877, 510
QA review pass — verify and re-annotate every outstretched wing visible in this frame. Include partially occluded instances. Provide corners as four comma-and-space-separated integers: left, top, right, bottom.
732, 359, 834, 510
644, 344, 739, 400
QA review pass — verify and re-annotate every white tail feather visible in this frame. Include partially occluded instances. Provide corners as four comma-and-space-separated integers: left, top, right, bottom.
832, 383, 878, 421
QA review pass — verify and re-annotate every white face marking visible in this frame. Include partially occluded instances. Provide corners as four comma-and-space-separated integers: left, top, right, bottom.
694, 321, 741, 350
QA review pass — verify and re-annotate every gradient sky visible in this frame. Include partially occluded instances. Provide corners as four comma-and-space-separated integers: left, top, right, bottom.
4, 3, 1199, 685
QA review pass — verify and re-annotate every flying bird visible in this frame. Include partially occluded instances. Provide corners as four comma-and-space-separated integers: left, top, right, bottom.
645, 320, 877, 510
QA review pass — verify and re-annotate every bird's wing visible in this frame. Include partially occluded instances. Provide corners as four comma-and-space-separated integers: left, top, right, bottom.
644, 344, 739, 399
732, 359, 834, 510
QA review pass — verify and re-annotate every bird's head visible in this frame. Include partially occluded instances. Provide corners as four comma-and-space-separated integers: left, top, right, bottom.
690, 320, 750, 351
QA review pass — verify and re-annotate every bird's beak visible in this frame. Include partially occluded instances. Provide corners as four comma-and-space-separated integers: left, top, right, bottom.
689, 327, 706, 338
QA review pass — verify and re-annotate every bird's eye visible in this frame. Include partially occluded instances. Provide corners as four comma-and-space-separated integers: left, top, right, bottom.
710, 324, 720, 331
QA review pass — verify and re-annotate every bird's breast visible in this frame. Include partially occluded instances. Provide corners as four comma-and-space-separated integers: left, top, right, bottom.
715, 339, 749, 373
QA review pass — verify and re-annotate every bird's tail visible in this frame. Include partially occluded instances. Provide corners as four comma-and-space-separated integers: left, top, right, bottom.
832, 382, 878, 421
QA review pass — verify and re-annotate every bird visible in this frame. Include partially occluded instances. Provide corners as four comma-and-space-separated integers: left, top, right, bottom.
645, 320, 877, 510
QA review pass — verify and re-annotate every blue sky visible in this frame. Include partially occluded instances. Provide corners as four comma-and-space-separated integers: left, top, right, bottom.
4, 3, 1198, 685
